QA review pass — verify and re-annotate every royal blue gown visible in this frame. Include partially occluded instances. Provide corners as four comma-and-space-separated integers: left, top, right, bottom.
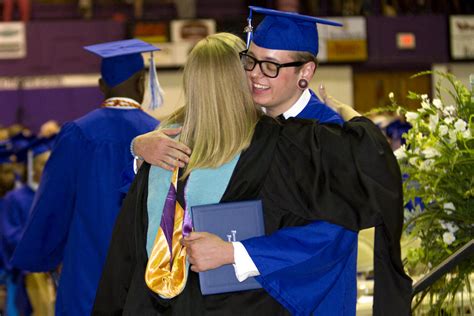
11, 107, 158, 316
1, 186, 35, 316
260, 89, 358, 315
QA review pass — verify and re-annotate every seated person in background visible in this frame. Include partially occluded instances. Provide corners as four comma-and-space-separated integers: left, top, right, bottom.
38, 120, 60, 139
1, 138, 55, 316
385, 114, 412, 150
93, 32, 411, 316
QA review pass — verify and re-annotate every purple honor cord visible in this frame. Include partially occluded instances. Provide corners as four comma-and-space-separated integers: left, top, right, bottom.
160, 183, 177, 256
160, 179, 193, 264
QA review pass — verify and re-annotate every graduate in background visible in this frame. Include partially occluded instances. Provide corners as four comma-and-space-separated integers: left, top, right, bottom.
93, 32, 410, 315
8, 132, 34, 190
0, 138, 34, 316
11, 39, 160, 316
385, 115, 412, 150
0, 149, 18, 316
1, 137, 55, 316
0, 148, 16, 199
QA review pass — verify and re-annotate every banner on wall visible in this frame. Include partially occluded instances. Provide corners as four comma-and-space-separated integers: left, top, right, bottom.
450, 15, 474, 60
0, 22, 26, 59
138, 19, 216, 68
133, 21, 169, 43
170, 19, 216, 43
317, 17, 367, 63
132, 19, 216, 68
144, 42, 194, 68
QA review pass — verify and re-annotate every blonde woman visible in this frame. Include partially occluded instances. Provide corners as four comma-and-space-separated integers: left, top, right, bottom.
92, 33, 410, 315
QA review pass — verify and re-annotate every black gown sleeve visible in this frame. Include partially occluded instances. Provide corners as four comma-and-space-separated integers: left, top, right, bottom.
264, 116, 397, 229
92, 163, 147, 315
223, 116, 413, 316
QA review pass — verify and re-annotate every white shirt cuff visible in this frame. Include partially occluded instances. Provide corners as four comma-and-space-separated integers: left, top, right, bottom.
232, 242, 260, 282
133, 158, 138, 174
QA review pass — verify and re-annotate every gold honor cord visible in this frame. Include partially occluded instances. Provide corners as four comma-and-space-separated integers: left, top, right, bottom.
145, 169, 188, 298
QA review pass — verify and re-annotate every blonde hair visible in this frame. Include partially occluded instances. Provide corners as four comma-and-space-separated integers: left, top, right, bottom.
161, 33, 261, 177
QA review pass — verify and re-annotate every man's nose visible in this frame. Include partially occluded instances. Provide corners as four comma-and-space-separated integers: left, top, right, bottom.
249, 63, 264, 79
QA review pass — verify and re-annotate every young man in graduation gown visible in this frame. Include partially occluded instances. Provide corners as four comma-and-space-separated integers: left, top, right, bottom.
10, 39, 160, 316
129, 7, 397, 315
1, 138, 55, 316
94, 32, 412, 316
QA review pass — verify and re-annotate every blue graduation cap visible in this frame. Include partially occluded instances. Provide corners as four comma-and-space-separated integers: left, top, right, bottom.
15, 137, 51, 163
15, 137, 53, 187
9, 132, 35, 154
84, 39, 164, 109
245, 6, 343, 56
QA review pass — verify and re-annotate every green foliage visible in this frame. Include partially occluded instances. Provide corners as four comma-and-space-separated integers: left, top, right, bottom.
391, 71, 474, 314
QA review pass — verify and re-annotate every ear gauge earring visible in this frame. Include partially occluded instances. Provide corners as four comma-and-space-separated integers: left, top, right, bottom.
298, 79, 308, 89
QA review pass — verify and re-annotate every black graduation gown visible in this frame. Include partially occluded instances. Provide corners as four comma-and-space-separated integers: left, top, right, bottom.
92, 116, 412, 316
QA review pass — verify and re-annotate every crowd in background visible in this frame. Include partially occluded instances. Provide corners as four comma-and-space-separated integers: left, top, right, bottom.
0, 121, 60, 316
2, 0, 474, 23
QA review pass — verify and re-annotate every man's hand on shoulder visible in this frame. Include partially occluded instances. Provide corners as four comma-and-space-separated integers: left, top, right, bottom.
134, 127, 191, 171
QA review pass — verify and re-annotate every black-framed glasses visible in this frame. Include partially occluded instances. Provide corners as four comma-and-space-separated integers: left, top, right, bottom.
239, 51, 306, 78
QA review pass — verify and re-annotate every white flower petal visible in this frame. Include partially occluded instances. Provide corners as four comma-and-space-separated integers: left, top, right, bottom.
422, 147, 441, 159
419, 159, 435, 170
394, 145, 407, 160
405, 112, 419, 123
443, 105, 456, 116
444, 117, 454, 125
442, 232, 455, 245
429, 114, 439, 131
454, 119, 467, 132
439, 125, 448, 136
432, 98, 442, 109
421, 101, 431, 110
443, 202, 456, 211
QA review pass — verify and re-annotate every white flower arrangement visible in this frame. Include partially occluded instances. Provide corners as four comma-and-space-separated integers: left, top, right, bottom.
383, 71, 473, 314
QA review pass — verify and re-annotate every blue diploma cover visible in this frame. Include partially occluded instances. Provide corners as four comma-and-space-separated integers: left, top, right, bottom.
191, 200, 264, 295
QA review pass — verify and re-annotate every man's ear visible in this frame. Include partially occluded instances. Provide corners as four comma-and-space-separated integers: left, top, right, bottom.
137, 71, 146, 97
99, 78, 107, 94
301, 61, 317, 80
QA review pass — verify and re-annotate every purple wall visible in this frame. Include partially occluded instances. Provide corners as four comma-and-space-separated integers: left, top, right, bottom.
1, 87, 103, 132
19, 87, 103, 132
1, 91, 21, 127
30, 2, 177, 21
365, 15, 449, 67
0, 20, 126, 77
0, 20, 125, 131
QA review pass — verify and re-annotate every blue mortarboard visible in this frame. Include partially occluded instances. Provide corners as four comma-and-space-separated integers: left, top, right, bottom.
15, 137, 51, 163
84, 39, 159, 87
245, 6, 342, 56
15, 137, 53, 186
9, 132, 35, 154
84, 39, 164, 110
